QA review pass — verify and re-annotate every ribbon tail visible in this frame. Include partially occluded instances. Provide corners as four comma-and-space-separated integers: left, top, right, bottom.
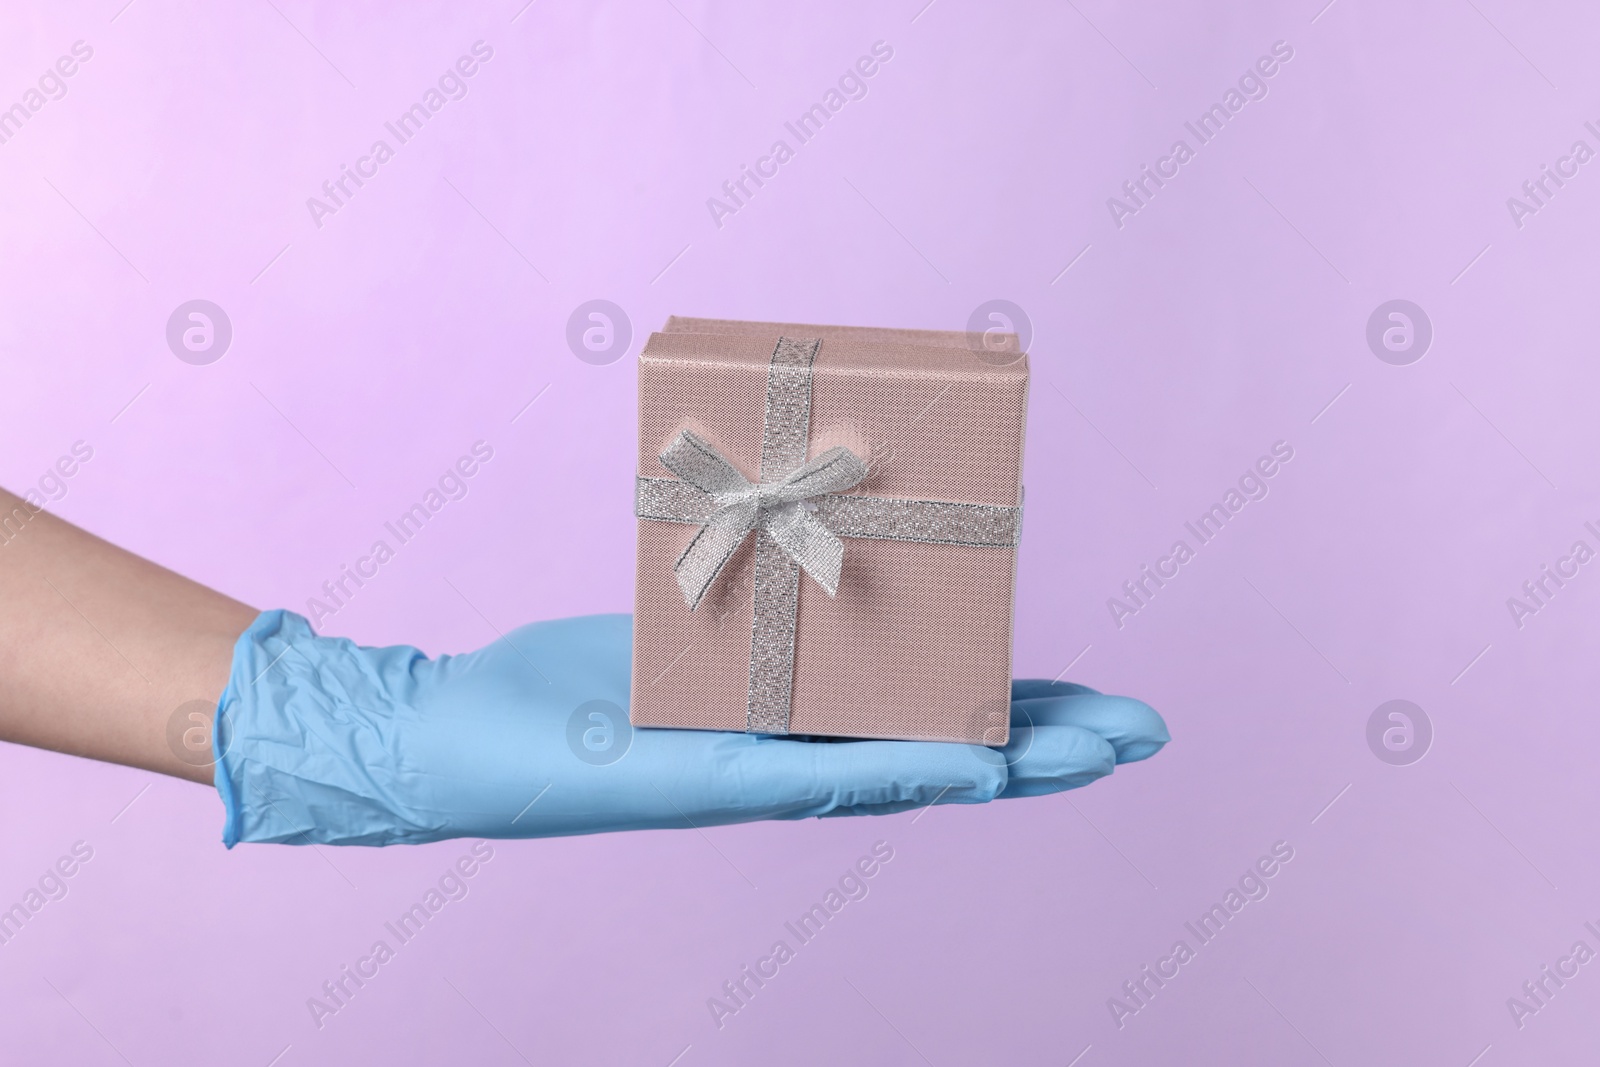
673, 522, 750, 610
762, 503, 845, 597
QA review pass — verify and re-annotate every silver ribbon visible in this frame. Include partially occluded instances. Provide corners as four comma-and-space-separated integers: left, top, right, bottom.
636, 336, 1021, 733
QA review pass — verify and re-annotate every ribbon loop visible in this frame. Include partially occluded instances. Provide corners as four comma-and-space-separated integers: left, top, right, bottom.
659, 429, 753, 498
659, 429, 869, 609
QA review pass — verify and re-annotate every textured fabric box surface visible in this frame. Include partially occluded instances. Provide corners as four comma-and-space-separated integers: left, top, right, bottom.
631, 318, 1028, 744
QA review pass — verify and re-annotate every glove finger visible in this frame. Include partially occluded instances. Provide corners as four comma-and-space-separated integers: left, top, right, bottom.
996, 723, 1116, 799
1012, 693, 1169, 764
816, 799, 926, 819
720, 735, 1007, 819
1012, 679, 1100, 701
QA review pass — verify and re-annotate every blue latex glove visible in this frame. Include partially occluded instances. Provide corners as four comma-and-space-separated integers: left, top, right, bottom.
214, 610, 1168, 846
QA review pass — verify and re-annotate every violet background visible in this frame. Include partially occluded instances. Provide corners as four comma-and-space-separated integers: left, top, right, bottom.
1, 0, 1596, 1063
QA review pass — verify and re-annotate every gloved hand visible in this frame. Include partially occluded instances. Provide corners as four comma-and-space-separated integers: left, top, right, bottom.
214, 610, 1168, 846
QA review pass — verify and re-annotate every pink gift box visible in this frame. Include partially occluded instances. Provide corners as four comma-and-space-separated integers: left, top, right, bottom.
631, 317, 1028, 745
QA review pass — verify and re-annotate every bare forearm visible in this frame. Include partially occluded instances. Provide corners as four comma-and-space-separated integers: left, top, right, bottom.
0, 488, 258, 784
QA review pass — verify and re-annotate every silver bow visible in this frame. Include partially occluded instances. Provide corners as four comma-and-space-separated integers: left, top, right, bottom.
660, 429, 868, 610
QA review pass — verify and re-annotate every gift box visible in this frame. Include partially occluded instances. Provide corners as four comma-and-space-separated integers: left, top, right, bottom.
631, 316, 1028, 745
